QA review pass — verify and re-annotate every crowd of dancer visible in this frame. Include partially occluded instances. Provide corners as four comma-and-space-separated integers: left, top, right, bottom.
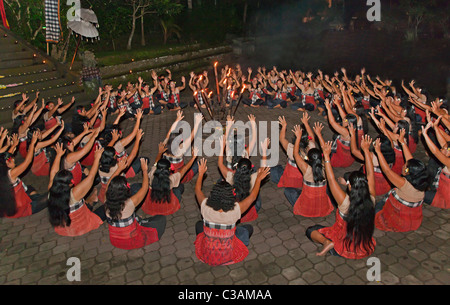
0, 64, 448, 266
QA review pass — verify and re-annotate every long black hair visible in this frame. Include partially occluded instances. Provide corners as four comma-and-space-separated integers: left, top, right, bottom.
99, 147, 117, 173
307, 148, 325, 183
206, 180, 236, 212
48, 170, 73, 227
0, 154, 17, 217
376, 134, 396, 165
150, 159, 172, 204
105, 176, 131, 221
345, 171, 375, 254
233, 158, 252, 202
354, 101, 369, 135
404, 159, 429, 192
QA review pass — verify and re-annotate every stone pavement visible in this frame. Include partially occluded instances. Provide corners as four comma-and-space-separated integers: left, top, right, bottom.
0, 101, 449, 286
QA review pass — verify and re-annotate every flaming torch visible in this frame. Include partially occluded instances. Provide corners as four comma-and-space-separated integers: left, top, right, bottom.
232, 85, 247, 117
214, 62, 221, 108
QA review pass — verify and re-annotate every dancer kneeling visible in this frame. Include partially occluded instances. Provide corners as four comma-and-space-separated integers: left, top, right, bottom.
194, 159, 270, 266
306, 136, 376, 259
105, 158, 166, 250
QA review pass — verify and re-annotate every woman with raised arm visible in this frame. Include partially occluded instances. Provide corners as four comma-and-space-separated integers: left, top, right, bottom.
319, 99, 356, 168
284, 125, 333, 217
167, 77, 187, 111
60, 125, 99, 186
30, 120, 65, 176
138, 74, 162, 115
112, 109, 144, 178
141, 143, 198, 216
105, 158, 166, 250
0, 131, 48, 218
97, 129, 144, 203
223, 114, 258, 170
43, 97, 75, 130
194, 158, 270, 266
374, 133, 429, 232
271, 114, 315, 189
162, 111, 202, 183
219, 136, 269, 223
421, 121, 449, 209
305, 137, 376, 259
48, 145, 105, 236
348, 122, 395, 196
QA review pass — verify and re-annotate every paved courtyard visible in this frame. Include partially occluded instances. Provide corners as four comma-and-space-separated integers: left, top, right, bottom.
0, 101, 448, 287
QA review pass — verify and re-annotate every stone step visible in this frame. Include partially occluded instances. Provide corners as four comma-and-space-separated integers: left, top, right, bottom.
0, 76, 75, 96
0, 50, 36, 61
0, 70, 60, 86
0, 63, 56, 77
0, 58, 37, 69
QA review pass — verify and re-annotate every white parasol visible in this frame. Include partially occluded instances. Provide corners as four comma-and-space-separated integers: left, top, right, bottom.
68, 8, 100, 70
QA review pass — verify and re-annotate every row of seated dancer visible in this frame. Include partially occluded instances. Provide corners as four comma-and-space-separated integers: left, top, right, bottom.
0, 65, 448, 267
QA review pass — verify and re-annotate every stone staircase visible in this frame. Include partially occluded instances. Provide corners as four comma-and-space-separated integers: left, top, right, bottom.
0, 26, 87, 126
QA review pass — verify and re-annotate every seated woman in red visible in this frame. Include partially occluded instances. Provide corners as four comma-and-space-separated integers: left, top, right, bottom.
271, 114, 316, 189
47, 144, 105, 237
43, 97, 75, 131
0, 131, 48, 218
422, 121, 449, 209
284, 125, 333, 217
105, 158, 166, 250
322, 99, 356, 168
305, 137, 376, 259
141, 143, 197, 216
60, 126, 100, 186
194, 159, 269, 266
29, 121, 65, 176
374, 136, 429, 232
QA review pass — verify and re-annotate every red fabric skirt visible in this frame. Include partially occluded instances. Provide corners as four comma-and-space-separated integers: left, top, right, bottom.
415, 107, 426, 123
304, 95, 317, 110
240, 205, 258, 223
142, 97, 150, 110
392, 147, 405, 175
141, 190, 180, 216
19, 140, 27, 159
80, 142, 99, 167
293, 182, 333, 217
277, 163, 303, 189
7, 181, 32, 218
374, 172, 392, 196
331, 140, 354, 168
431, 172, 449, 209
98, 182, 107, 203
31, 151, 50, 176
108, 220, 160, 250
408, 135, 417, 154
171, 160, 194, 183
375, 191, 423, 232
318, 210, 376, 259
44, 117, 58, 130
361, 98, 371, 110
54, 204, 103, 237
68, 162, 83, 186
194, 225, 248, 266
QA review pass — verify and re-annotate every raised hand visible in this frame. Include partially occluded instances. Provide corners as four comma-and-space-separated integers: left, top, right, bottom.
198, 158, 207, 175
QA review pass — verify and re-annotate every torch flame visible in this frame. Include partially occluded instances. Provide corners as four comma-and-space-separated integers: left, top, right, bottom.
214, 62, 218, 68
241, 86, 246, 94
208, 92, 213, 98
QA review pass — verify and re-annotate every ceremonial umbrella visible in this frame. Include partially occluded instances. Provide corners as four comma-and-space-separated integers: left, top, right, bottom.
68, 8, 99, 70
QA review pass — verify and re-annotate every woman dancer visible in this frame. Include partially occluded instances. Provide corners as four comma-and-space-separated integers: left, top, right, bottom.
305, 136, 376, 258
194, 158, 270, 266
